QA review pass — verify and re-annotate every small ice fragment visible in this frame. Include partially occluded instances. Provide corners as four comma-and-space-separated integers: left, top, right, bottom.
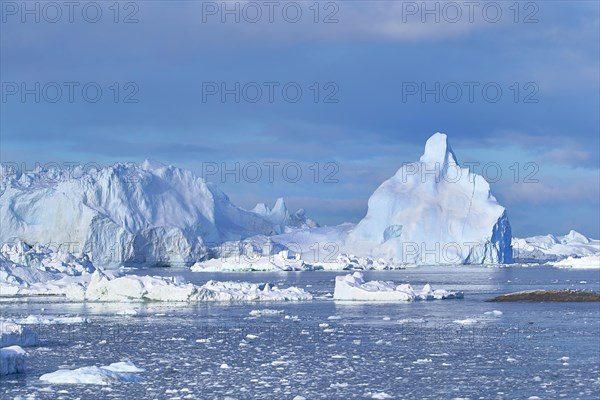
484, 310, 503, 316
371, 393, 392, 399
453, 319, 477, 325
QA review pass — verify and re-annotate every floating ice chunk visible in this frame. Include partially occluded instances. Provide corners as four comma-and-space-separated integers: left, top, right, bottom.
197, 281, 312, 302
77, 270, 198, 302
10, 315, 89, 325
484, 310, 503, 316
413, 358, 433, 364
333, 272, 463, 302
116, 309, 138, 316
39, 362, 144, 385
249, 309, 284, 316
453, 319, 477, 325
101, 361, 145, 373
371, 392, 392, 399
551, 254, 600, 269
0, 346, 26, 375
63, 270, 312, 302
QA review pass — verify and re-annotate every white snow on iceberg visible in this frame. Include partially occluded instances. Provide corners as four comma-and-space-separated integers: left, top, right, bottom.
333, 272, 463, 301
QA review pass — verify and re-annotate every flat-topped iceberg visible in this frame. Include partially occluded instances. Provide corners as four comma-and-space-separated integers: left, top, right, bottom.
333, 272, 463, 301
39, 361, 144, 385
550, 254, 600, 269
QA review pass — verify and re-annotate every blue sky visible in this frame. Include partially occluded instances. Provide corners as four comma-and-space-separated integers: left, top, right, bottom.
1, 0, 599, 237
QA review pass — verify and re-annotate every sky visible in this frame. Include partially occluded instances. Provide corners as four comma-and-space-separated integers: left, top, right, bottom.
1, 0, 599, 237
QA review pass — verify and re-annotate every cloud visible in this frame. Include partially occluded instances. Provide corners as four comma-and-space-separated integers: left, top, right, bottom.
500, 176, 600, 205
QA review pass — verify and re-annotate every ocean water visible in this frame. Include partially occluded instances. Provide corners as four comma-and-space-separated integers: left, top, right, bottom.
1, 266, 599, 399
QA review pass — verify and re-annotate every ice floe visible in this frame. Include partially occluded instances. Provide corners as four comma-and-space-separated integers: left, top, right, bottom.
39, 361, 144, 385
550, 254, 600, 269
333, 272, 463, 301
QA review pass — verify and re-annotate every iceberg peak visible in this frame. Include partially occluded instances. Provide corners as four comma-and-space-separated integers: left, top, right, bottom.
272, 198, 287, 214
419, 132, 458, 166
140, 159, 167, 171
350, 132, 512, 264
561, 230, 590, 244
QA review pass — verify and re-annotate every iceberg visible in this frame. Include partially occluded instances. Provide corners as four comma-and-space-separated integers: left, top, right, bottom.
0, 322, 36, 375
512, 230, 599, 263
1, 244, 313, 301
550, 254, 600, 269
196, 280, 313, 302
0, 345, 27, 376
252, 198, 319, 234
39, 361, 144, 385
65, 270, 313, 302
333, 272, 464, 301
0, 161, 316, 268
348, 133, 512, 264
